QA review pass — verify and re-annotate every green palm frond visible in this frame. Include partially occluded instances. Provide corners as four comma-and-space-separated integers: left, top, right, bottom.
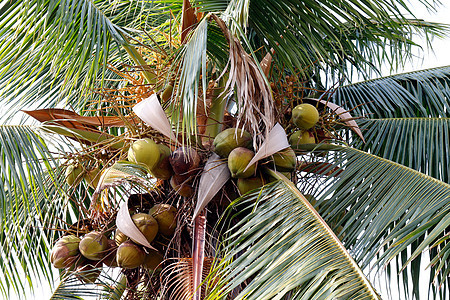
0, 125, 83, 297
0, 125, 58, 211
354, 118, 450, 183
305, 145, 450, 298
219, 0, 448, 77
0, 0, 175, 116
50, 270, 124, 299
331, 66, 450, 118
170, 17, 208, 144
206, 177, 381, 300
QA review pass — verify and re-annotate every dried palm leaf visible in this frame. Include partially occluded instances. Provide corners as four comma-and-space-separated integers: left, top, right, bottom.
160, 257, 214, 300
213, 15, 275, 149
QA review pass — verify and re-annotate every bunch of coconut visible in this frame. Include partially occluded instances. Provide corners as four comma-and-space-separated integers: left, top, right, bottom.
113, 204, 176, 270
288, 103, 320, 148
127, 138, 174, 180
212, 128, 298, 196
50, 233, 105, 284
128, 138, 202, 198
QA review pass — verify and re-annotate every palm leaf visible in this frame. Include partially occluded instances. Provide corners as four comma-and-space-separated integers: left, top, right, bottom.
0, 0, 175, 116
354, 118, 450, 183
170, 17, 208, 144
206, 176, 381, 300
331, 66, 450, 118
304, 145, 450, 298
219, 0, 448, 77
50, 270, 124, 299
0, 125, 89, 297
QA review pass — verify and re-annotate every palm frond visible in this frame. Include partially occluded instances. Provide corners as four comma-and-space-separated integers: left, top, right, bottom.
0, 125, 85, 298
0, 0, 175, 116
206, 178, 381, 300
50, 270, 124, 299
304, 145, 450, 298
354, 118, 450, 183
331, 66, 450, 118
219, 0, 448, 78
170, 17, 208, 144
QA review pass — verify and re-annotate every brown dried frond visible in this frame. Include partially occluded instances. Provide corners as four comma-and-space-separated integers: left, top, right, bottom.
212, 15, 275, 149
159, 257, 214, 300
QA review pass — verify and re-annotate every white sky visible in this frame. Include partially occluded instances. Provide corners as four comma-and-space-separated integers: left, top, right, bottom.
385, 0, 450, 75
8, 1, 450, 299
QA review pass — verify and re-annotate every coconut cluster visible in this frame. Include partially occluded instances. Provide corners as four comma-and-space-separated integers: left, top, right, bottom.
127, 138, 202, 198
49, 203, 175, 283
212, 127, 298, 195
52, 100, 333, 289
289, 103, 320, 148
113, 204, 175, 270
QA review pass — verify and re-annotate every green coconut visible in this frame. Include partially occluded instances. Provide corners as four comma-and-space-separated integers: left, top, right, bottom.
142, 249, 163, 271
291, 103, 319, 130
237, 177, 265, 195
131, 213, 159, 244
228, 147, 256, 178
150, 144, 173, 180
161, 84, 174, 102
128, 138, 160, 170
272, 147, 296, 171
79, 231, 108, 261
149, 204, 177, 236
114, 230, 128, 246
50, 235, 81, 269
213, 128, 252, 157
65, 164, 84, 186
289, 130, 316, 147
116, 241, 146, 269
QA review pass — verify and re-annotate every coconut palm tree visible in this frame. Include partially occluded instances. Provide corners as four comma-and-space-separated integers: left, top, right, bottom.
1, 0, 450, 299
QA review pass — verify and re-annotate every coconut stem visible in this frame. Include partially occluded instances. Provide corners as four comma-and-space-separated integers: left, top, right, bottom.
205, 76, 227, 139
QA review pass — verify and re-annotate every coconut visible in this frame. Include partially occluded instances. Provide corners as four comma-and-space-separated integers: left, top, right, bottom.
289, 130, 316, 147
161, 84, 174, 102
169, 175, 194, 197
149, 204, 177, 236
50, 235, 81, 269
291, 103, 319, 130
79, 231, 108, 261
213, 128, 252, 157
142, 249, 163, 271
272, 147, 296, 172
228, 147, 256, 179
237, 177, 265, 195
65, 164, 84, 186
84, 167, 101, 189
131, 213, 159, 244
128, 138, 160, 170
150, 144, 173, 180
103, 239, 118, 268
169, 147, 200, 176
114, 230, 128, 246
75, 261, 101, 284
116, 241, 146, 269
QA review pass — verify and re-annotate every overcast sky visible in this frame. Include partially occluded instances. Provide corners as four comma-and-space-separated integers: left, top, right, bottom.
385, 0, 450, 75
